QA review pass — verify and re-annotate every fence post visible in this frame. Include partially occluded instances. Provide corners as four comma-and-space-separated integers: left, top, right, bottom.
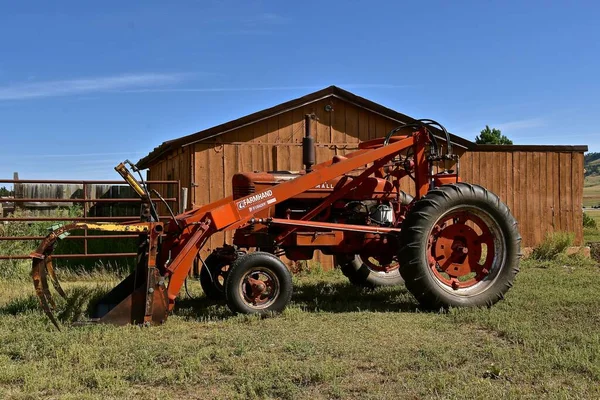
13, 172, 21, 211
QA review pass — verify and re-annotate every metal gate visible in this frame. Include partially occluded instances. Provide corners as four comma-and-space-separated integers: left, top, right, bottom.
0, 178, 180, 260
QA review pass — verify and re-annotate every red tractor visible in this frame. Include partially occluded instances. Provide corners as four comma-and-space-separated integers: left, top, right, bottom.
31, 116, 520, 328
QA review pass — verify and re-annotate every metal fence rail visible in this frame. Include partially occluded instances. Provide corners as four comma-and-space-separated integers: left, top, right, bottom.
0, 178, 180, 260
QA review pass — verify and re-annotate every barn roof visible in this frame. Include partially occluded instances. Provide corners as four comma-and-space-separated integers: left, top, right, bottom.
136, 85, 587, 169
137, 85, 478, 169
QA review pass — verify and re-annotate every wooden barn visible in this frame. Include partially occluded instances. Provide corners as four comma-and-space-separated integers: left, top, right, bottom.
137, 86, 588, 269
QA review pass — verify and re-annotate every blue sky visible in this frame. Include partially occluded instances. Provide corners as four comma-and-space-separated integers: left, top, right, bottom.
0, 1, 598, 181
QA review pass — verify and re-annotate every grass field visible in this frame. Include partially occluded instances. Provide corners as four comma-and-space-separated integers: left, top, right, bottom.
584, 209, 600, 243
584, 175, 600, 207
1, 257, 599, 399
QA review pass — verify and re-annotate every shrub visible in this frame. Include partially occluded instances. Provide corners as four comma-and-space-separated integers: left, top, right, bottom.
531, 232, 574, 261
583, 212, 597, 229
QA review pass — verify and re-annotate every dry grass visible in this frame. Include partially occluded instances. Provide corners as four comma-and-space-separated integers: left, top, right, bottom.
0, 256, 599, 399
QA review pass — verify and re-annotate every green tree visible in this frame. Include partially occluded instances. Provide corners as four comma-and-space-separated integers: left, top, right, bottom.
0, 186, 13, 197
475, 125, 513, 145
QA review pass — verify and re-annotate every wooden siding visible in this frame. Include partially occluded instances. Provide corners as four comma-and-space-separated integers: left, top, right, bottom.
147, 146, 192, 214
461, 150, 585, 246
147, 96, 586, 271
187, 98, 417, 269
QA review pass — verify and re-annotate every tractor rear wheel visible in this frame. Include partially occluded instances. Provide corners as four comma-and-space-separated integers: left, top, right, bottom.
398, 183, 520, 309
225, 252, 293, 315
338, 254, 403, 288
338, 191, 413, 288
199, 253, 231, 300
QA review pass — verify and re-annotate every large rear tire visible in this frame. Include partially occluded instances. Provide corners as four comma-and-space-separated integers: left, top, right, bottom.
199, 253, 230, 300
398, 183, 520, 309
338, 191, 413, 288
339, 255, 404, 288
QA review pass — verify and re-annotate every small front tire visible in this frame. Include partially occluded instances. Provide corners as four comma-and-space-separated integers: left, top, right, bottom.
225, 252, 293, 315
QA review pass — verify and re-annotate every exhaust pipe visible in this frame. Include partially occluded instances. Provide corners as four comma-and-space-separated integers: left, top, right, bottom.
303, 114, 316, 173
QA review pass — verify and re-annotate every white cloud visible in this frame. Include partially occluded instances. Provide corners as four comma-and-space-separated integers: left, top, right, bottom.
495, 118, 545, 131
0, 73, 186, 100
119, 83, 410, 94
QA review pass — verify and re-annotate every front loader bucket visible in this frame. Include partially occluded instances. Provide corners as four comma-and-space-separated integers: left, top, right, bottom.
87, 264, 169, 326
31, 221, 169, 329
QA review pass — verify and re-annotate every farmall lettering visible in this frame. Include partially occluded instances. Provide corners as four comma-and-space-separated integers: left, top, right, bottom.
314, 182, 335, 189
237, 190, 276, 212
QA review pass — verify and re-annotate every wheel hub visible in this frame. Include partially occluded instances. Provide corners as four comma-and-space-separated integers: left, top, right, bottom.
241, 269, 279, 307
429, 212, 495, 289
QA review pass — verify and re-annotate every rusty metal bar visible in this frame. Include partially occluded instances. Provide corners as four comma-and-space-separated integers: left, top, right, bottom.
0, 235, 140, 240
5, 198, 178, 203
0, 216, 173, 222
0, 253, 137, 260
0, 179, 178, 184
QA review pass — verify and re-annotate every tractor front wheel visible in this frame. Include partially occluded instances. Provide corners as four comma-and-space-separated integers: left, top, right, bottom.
398, 183, 521, 309
225, 252, 293, 315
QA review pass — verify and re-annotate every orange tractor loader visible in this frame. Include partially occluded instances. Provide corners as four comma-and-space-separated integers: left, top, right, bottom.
31, 117, 521, 328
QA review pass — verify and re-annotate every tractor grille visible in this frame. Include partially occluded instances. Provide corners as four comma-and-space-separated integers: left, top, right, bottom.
233, 185, 255, 200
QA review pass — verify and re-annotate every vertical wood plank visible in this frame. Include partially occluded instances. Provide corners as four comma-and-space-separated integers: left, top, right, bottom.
512, 152, 521, 242
375, 115, 387, 139
552, 152, 560, 233
277, 110, 293, 170
523, 152, 531, 245
357, 108, 370, 142
497, 152, 507, 205
345, 103, 360, 144
564, 152, 574, 235
314, 101, 333, 166
223, 144, 238, 246
538, 151, 547, 240
292, 106, 308, 170
460, 152, 472, 183
558, 152, 570, 234
531, 152, 542, 245
572, 152, 584, 245
368, 111, 377, 140
331, 100, 346, 145
267, 115, 279, 171
208, 143, 225, 252
520, 152, 530, 245
544, 152, 553, 235
505, 152, 514, 214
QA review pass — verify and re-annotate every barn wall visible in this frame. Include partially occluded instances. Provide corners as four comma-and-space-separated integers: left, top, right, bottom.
147, 96, 586, 272
461, 150, 584, 246
147, 146, 192, 214
189, 98, 419, 269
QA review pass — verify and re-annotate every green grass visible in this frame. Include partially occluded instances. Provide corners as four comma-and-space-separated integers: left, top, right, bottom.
585, 210, 600, 243
583, 176, 600, 207
1, 257, 599, 399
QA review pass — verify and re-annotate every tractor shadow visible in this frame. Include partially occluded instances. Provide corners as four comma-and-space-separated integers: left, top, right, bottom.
174, 280, 421, 321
